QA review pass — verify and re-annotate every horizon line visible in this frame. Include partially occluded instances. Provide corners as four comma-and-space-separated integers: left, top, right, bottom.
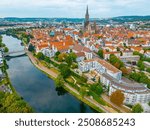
0, 15, 150, 19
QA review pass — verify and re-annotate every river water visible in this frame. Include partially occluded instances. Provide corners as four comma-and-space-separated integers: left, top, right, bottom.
2, 35, 95, 113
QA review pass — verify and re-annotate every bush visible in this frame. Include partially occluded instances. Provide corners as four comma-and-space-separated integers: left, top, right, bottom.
132, 103, 143, 113
71, 70, 87, 82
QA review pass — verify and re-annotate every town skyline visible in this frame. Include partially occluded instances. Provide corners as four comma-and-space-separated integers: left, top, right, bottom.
0, 0, 150, 18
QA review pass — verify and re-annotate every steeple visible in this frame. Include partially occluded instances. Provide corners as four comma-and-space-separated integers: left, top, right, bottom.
85, 5, 89, 22
84, 5, 90, 32
86, 5, 89, 16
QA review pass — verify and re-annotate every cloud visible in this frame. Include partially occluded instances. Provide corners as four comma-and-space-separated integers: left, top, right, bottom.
0, 0, 150, 18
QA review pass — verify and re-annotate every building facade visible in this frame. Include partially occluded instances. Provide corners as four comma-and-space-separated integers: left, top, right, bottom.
100, 73, 150, 105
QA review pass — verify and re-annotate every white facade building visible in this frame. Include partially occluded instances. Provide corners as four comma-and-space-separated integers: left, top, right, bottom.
100, 73, 150, 105
78, 58, 122, 81
78, 57, 150, 105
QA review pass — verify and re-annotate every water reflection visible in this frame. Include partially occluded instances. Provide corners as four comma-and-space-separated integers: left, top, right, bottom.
55, 87, 68, 96
2, 35, 94, 113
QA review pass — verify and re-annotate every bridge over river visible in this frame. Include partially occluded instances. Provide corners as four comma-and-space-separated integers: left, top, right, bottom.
3, 49, 26, 57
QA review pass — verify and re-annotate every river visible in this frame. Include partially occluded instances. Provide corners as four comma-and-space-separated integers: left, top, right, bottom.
2, 35, 95, 113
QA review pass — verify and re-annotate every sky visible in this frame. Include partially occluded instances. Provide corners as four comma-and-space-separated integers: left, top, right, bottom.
0, 0, 150, 18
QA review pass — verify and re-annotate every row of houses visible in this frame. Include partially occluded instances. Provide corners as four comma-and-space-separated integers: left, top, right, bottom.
78, 58, 150, 105
29, 27, 150, 107
100, 73, 150, 105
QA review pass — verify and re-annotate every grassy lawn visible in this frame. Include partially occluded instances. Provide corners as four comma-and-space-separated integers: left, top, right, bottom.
73, 76, 87, 85
66, 76, 75, 83
63, 85, 104, 113
50, 67, 60, 75
35, 57, 118, 112
0, 78, 8, 85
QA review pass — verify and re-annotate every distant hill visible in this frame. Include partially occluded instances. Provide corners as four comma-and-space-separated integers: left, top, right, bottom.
0, 16, 150, 23
110, 16, 150, 23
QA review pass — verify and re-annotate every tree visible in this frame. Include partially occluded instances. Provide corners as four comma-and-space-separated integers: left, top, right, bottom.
28, 44, 35, 52
6, 100, 32, 113
65, 55, 73, 66
120, 67, 129, 75
55, 51, 60, 58
114, 62, 121, 69
133, 51, 150, 62
4, 47, 9, 52
0, 43, 5, 47
97, 49, 104, 59
129, 72, 150, 89
117, 47, 120, 52
146, 68, 150, 73
44, 56, 50, 63
55, 74, 64, 88
79, 87, 89, 98
110, 90, 125, 106
148, 101, 150, 106
58, 53, 67, 62
69, 52, 77, 62
0, 35, 2, 43
132, 103, 143, 113
0, 93, 33, 113
123, 43, 127, 47
109, 54, 124, 69
59, 64, 71, 78
65, 52, 77, 66
90, 83, 103, 95
98, 36, 102, 39
79, 30, 83, 36
137, 60, 145, 71
36, 52, 45, 60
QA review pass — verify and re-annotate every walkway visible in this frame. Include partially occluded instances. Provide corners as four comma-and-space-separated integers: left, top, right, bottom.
102, 94, 131, 113
26, 50, 118, 113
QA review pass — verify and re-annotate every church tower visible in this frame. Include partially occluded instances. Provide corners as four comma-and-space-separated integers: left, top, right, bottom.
84, 5, 90, 32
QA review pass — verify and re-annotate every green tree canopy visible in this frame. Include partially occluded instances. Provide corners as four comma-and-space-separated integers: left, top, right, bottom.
0, 92, 33, 113
129, 72, 150, 88
97, 49, 104, 59
90, 83, 103, 95
59, 64, 71, 78
28, 44, 35, 52
137, 60, 145, 71
4, 47, 9, 53
55, 51, 60, 58
109, 54, 124, 69
55, 74, 64, 88
132, 103, 143, 113
65, 55, 73, 66
36, 52, 45, 60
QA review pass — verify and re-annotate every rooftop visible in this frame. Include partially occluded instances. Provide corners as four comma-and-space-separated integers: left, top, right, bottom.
102, 73, 149, 93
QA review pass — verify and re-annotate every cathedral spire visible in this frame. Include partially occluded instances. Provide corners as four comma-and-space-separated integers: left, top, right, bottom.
85, 5, 89, 22
86, 5, 89, 16
84, 5, 90, 32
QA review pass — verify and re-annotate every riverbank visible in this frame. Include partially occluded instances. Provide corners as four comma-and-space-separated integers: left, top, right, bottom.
26, 49, 118, 113
3, 34, 97, 113
0, 36, 33, 113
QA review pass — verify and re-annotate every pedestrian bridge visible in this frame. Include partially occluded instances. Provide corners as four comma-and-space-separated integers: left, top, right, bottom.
3, 50, 26, 57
